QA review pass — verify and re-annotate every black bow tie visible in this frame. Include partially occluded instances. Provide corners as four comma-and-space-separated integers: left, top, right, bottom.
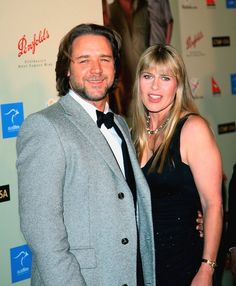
96, 110, 114, 129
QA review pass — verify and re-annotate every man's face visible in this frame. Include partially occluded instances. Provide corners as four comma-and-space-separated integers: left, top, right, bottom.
68, 34, 116, 105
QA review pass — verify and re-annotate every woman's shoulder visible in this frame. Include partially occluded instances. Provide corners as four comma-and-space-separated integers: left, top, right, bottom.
181, 113, 210, 133
180, 113, 215, 148
179, 113, 220, 167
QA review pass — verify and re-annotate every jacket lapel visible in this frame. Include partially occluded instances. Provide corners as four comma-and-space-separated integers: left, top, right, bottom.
59, 94, 125, 181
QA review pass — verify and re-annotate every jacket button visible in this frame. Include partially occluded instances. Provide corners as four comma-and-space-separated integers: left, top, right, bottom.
122, 284, 128, 286
118, 192, 124, 199
121, 238, 129, 245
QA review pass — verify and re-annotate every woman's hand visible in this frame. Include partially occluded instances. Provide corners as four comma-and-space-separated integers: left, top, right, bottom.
196, 210, 204, 237
191, 263, 214, 286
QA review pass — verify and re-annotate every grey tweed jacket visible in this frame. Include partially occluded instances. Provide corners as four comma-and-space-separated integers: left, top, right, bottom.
16, 94, 155, 286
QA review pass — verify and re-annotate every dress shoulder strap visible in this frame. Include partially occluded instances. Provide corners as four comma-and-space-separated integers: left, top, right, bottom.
169, 113, 199, 164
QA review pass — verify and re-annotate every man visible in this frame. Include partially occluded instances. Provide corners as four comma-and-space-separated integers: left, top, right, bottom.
16, 24, 155, 285
147, 0, 173, 45
227, 164, 236, 284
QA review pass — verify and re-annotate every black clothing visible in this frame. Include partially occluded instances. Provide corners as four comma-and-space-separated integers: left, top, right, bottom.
142, 114, 203, 286
227, 163, 236, 249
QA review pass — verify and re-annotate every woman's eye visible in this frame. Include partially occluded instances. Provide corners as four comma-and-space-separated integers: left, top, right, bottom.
143, 74, 152, 79
161, 76, 170, 81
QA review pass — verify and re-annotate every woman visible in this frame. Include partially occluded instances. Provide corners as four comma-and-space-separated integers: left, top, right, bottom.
131, 44, 223, 286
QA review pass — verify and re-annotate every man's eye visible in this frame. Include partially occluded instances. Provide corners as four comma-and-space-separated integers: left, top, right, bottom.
79, 60, 88, 64
101, 58, 111, 62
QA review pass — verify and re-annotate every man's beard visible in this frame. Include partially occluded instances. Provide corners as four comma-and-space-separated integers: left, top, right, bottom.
70, 82, 114, 102
73, 86, 107, 102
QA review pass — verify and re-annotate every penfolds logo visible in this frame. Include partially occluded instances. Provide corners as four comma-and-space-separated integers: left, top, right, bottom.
186, 31, 204, 49
17, 28, 50, 57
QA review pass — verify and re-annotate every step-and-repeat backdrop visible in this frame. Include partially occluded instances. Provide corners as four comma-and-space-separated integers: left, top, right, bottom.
1, 0, 236, 285
0, 1, 103, 285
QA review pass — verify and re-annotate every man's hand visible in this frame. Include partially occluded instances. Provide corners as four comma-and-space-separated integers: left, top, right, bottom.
196, 210, 204, 238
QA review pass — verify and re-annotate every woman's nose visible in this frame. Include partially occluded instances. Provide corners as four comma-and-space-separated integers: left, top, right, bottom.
151, 77, 159, 90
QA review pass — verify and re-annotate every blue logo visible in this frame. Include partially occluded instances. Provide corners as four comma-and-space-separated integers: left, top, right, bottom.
10, 244, 32, 283
231, 74, 236, 95
226, 0, 236, 8
0, 102, 24, 138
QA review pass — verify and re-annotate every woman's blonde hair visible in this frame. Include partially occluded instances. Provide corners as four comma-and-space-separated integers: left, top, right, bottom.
131, 44, 199, 172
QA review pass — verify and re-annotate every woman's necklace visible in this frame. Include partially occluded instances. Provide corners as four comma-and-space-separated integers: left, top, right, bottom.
146, 115, 170, 135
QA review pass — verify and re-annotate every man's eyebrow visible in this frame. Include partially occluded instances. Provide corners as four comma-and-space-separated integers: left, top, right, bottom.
100, 54, 113, 58
73, 55, 89, 60
74, 54, 113, 59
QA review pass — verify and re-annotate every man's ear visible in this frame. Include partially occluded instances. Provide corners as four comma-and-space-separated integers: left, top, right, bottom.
67, 70, 70, 77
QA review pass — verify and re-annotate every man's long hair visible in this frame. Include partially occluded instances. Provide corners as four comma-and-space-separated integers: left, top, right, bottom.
55, 23, 121, 96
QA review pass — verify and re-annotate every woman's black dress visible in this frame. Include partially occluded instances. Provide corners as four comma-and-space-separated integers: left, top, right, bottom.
142, 114, 204, 286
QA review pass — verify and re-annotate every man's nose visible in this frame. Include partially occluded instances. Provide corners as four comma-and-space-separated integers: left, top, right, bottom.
90, 60, 102, 73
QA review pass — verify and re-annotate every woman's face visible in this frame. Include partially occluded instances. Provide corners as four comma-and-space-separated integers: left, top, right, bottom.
139, 65, 177, 115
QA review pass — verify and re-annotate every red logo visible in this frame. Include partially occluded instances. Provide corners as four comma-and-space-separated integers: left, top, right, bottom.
186, 31, 204, 49
212, 77, 221, 95
206, 0, 215, 6
17, 28, 50, 57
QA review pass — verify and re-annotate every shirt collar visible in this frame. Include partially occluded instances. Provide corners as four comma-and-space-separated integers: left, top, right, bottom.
69, 89, 110, 123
